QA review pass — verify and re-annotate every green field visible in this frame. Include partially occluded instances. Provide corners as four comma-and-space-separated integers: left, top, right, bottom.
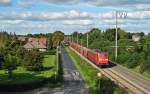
0, 55, 55, 85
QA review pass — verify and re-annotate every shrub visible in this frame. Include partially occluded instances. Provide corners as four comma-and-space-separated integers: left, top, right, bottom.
23, 49, 44, 71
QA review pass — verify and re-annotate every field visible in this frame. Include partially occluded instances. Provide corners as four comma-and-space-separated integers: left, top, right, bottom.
0, 55, 55, 85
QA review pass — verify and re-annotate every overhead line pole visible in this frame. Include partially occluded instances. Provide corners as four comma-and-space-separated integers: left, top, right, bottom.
77, 32, 79, 44
87, 32, 89, 48
115, 11, 118, 62
115, 11, 127, 62
72, 33, 73, 42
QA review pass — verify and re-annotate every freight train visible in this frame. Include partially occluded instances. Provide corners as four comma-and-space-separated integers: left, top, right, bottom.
64, 39, 110, 67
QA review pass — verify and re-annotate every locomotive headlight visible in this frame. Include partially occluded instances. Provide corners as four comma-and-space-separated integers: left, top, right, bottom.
105, 59, 108, 61
99, 58, 103, 61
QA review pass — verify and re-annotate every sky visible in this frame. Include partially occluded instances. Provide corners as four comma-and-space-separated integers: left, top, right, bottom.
0, 0, 150, 35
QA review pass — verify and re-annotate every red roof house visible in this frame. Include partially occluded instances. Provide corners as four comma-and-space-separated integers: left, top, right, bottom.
24, 38, 47, 51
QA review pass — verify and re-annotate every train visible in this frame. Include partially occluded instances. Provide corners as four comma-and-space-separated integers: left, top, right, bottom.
64, 39, 110, 67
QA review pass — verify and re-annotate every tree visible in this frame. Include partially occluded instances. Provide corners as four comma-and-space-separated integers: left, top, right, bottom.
0, 48, 4, 69
140, 59, 150, 73
47, 33, 53, 50
23, 49, 43, 71
100, 77, 115, 94
3, 54, 18, 78
139, 32, 145, 37
105, 28, 120, 41
16, 47, 26, 65
52, 31, 64, 48
0, 32, 9, 47
126, 53, 140, 68
126, 32, 133, 39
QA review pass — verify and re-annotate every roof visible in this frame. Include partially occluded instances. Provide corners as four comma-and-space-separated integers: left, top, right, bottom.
24, 37, 47, 49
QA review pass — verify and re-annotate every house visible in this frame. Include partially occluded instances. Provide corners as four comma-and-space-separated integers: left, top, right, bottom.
24, 38, 47, 51
18, 37, 27, 42
132, 34, 141, 42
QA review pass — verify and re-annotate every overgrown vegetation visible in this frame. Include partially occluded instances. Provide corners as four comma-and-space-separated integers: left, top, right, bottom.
66, 47, 128, 94
71, 28, 150, 78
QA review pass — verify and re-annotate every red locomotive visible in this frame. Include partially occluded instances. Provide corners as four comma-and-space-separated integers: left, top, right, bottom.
68, 41, 109, 66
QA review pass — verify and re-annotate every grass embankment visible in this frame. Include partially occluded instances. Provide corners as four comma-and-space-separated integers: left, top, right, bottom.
66, 47, 128, 94
66, 47, 99, 94
0, 55, 55, 85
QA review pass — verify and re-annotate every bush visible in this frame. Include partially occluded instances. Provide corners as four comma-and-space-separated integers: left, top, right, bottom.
126, 53, 140, 68
97, 76, 128, 94
43, 50, 56, 55
99, 77, 115, 94
117, 52, 131, 64
23, 50, 44, 71
0, 77, 55, 92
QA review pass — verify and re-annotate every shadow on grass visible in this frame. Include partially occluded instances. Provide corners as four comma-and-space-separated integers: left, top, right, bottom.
0, 72, 55, 92
42, 66, 54, 71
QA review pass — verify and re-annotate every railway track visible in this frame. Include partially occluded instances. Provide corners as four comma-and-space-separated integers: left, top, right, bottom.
103, 68, 148, 94
69, 46, 150, 94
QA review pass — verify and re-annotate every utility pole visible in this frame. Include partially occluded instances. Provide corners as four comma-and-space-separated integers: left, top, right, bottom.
115, 11, 118, 62
115, 11, 127, 62
72, 34, 73, 42
81, 38, 83, 54
77, 32, 79, 44
87, 32, 89, 48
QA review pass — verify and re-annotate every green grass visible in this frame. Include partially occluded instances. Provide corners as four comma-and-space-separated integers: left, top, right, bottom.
0, 55, 56, 85
43, 55, 55, 68
66, 47, 99, 94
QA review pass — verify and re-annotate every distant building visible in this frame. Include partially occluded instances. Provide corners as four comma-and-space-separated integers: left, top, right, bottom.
132, 34, 141, 42
18, 37, 27, 42
24, 38, 47, 51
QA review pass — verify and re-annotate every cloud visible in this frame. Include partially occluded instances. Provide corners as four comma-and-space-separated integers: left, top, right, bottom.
63, 20, 93, 25
17, 0, 33, 8
127, 11, 150, 19
0, 20, 24, 24
13, 0, 150, 11
0, 0, 11, 6
86, 0, 150, 6
0, 10, 92, 21
42, 0, 79, 4
94, 11, 150, 20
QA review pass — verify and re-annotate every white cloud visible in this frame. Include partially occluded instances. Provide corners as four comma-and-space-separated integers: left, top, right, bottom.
1, 8, 150, 34
0, 20, 24, 24
86, 0, 150, 6
0, 0, 11, 6
131, 4, 150, 10
63, 20, 93, 25
42, 0, 79, 4
98, 12, 115, 19
17, 0, 33, 8
127, 11, 150, 19
92, 11, 150, 20
0, 10, 92, 21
